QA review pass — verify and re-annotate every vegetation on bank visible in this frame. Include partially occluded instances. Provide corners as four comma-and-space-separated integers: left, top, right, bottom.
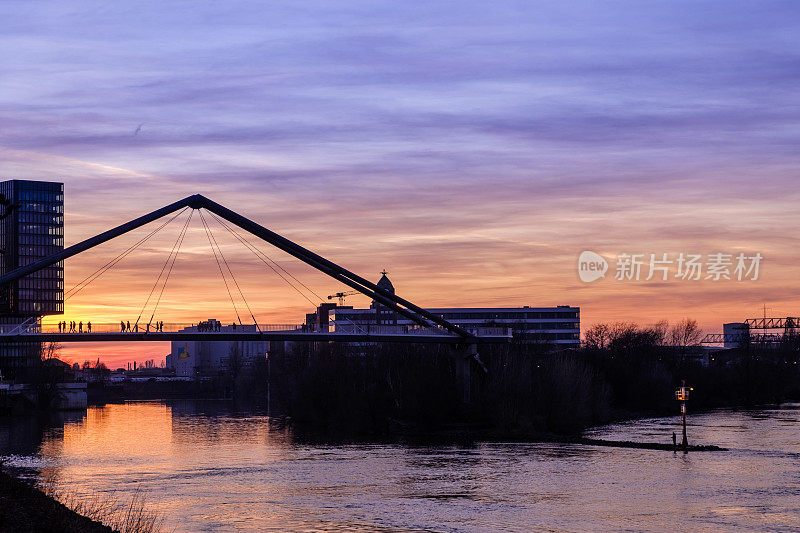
0, 468, 112, 533
37, 474, 163, 533
0, 464, 162, 533
265, 319, 800, 438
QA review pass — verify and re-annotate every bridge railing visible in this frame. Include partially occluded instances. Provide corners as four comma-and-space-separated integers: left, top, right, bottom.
0, 321, 512, 338
12, 322, 304, 334
329, 321, 511, 337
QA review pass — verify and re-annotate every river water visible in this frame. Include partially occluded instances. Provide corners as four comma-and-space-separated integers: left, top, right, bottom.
2, 401, 799, 532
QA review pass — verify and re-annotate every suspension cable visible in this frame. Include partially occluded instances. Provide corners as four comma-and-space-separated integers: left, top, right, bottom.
134, 210, 193, 328
65, 207, 189, 301
206, 211, 369, 335
146, 209, 193, 328
206, 211, 321, 307
198, 210, 244, 326
199, 210, 260, 330
216, 213, 325, 302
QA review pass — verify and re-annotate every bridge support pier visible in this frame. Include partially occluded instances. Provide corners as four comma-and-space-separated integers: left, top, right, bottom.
453, 343, 478, 404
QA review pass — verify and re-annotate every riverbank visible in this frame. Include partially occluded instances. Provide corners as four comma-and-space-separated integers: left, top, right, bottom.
267, 341, 800, 439
0, 469, 113, 533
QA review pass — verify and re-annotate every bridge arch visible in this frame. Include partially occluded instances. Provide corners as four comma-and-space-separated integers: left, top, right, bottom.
0, 194, 474, 339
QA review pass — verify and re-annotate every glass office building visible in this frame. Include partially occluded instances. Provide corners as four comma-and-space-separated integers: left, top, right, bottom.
0, 179, 64, 380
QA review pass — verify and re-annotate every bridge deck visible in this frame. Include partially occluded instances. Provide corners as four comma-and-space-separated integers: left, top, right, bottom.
0, 332, 510, 344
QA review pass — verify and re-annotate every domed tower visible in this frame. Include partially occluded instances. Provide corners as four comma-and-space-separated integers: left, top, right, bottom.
371, 270, 398, 324
376, 269, 394, 294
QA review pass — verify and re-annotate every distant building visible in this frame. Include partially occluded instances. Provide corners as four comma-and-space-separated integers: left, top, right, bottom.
318, 272, 580, 346
704, 318, 797, 351
304, 302, 344, 333
0, 179, 64, 381
723, 322, 749, 349
166, 319, 269, 377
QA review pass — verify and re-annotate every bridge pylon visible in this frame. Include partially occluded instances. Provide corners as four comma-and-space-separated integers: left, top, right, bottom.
452, 342, 482, 403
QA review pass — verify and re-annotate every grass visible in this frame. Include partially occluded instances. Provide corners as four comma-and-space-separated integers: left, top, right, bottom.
38, 473, 165, 533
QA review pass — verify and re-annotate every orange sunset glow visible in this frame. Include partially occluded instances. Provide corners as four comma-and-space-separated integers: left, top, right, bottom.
25, 173, 796, 369
4, 3, 800, 533
1, 0, 797, 370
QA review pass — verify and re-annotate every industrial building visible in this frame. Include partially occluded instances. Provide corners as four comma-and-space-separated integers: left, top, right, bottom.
704, 317, 799, 350
315, 272, 580, 346
166, 319, 269, 377
0, 179, 64, 381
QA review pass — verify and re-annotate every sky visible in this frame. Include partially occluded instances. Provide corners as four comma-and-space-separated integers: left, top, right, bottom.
1, 1, 798, 367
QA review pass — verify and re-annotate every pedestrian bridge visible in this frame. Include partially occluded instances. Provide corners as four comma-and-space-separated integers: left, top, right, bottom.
0, 322, 511, 344
0, 193, 508, 399
0, 194, 493, 344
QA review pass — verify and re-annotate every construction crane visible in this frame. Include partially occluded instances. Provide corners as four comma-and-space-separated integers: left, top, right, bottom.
327, 290, 359, 305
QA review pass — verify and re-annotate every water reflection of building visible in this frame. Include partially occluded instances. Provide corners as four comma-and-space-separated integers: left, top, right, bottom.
309, 272, 580, 346
0, 179, 65, 381
166, 319, 269, 377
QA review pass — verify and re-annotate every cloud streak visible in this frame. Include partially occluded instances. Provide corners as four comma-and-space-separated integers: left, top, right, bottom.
0, 0, 798, 366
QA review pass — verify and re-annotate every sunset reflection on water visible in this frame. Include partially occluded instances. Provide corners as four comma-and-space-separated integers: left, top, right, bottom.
4, 401, 800, 532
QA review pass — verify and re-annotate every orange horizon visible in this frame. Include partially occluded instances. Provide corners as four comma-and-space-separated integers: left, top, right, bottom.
42, 201, 791, 368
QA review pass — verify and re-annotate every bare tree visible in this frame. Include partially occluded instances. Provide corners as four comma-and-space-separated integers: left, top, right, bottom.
584, 323, 611, 350
652, 320, 669, 346
669, 318, 703, 347
40, 341, 63, 361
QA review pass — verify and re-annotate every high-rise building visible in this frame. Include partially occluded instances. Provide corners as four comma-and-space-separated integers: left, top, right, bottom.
0, 179, 65, 315
0, 179, 64, 381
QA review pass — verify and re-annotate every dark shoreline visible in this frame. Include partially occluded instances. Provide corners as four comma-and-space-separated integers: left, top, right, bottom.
84, 393, 792, 444
286, 399, 800, 446
0, 469, 112, 533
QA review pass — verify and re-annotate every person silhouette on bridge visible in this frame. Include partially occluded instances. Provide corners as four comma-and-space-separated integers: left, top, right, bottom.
58, 322, 62, 333
87, 322, 92, 333
78, 321, 83, 333
120, 321, 125, 332
127, 320, 131, 332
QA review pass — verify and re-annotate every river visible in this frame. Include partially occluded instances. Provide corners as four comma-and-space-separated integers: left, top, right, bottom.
2, 401, 799, 532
